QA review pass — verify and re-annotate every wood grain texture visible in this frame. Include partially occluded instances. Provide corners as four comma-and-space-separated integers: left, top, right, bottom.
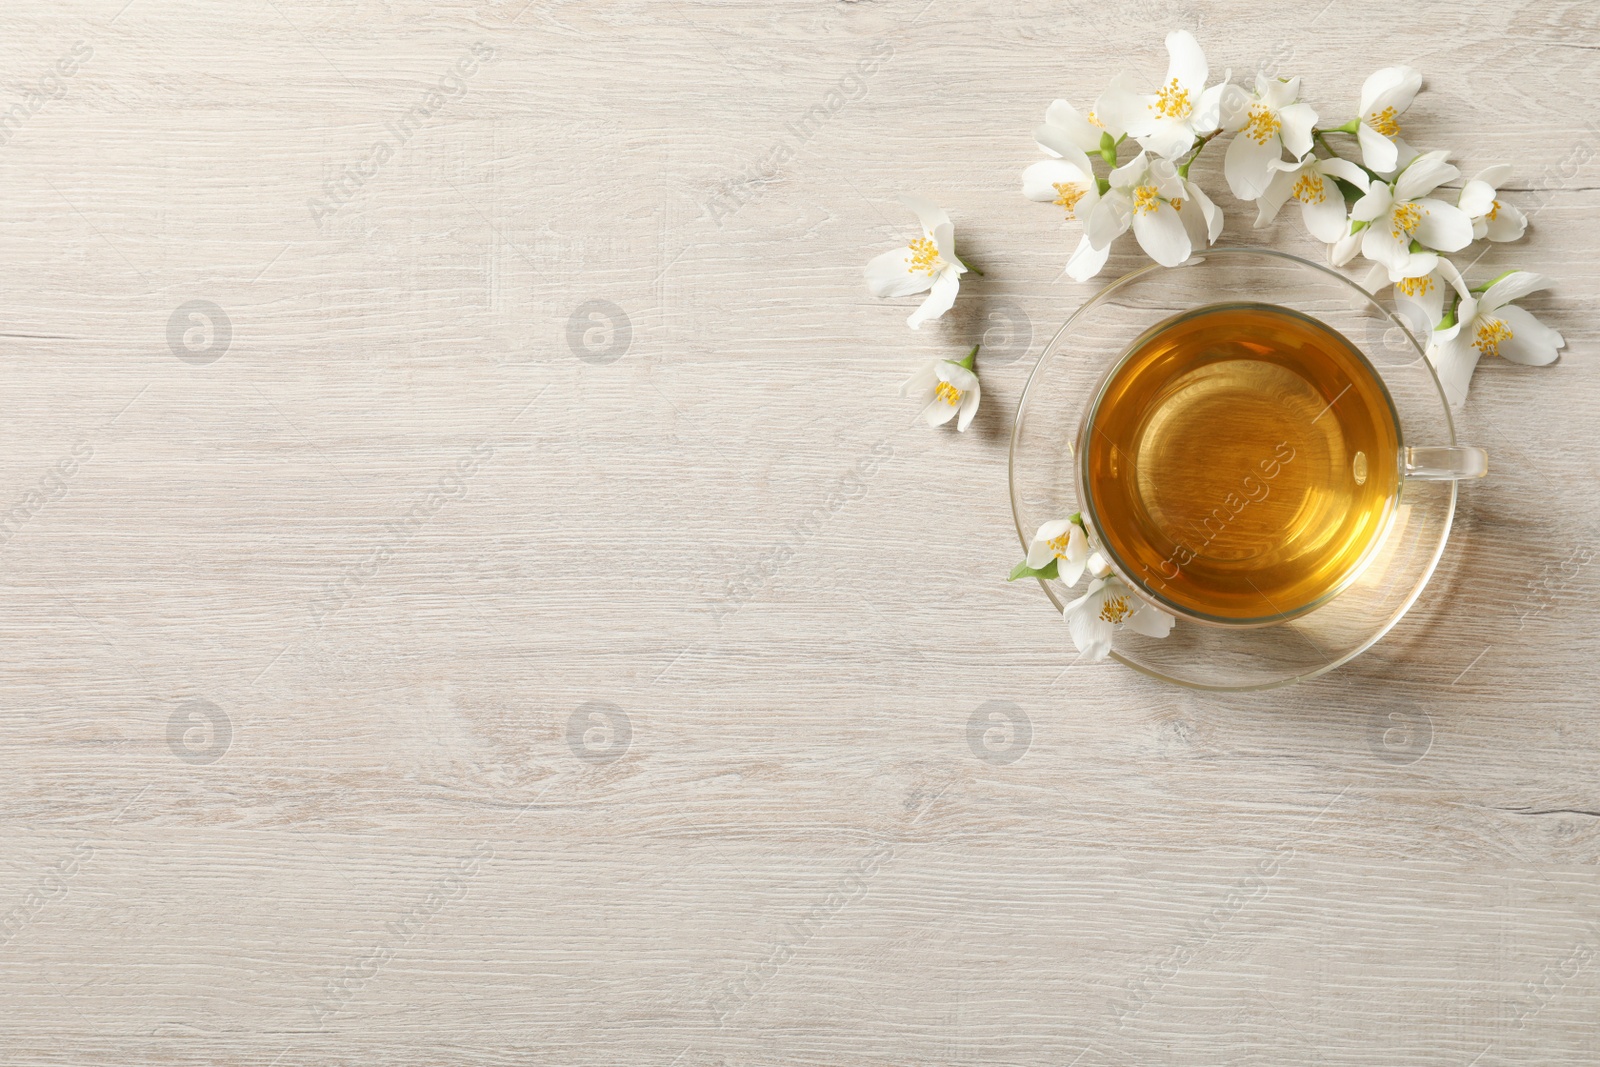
1, 0, 1597, 1063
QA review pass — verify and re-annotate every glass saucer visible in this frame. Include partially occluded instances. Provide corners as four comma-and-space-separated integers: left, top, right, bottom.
1008, 248, 1463, 691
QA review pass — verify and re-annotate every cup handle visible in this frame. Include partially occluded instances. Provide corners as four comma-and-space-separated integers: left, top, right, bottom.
1405, 445, 1488, 481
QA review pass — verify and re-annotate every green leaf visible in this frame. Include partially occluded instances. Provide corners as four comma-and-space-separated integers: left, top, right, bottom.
1331, 176, 1365, 204
1350, 218, 1369, 234
1008, 558, 1059, 582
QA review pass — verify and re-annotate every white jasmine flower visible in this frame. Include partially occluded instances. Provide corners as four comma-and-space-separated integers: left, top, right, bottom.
1255, 154, 1370, 242
1024, 517, 1091, 585
901, 345, 980, 431
1223, 74, 1319, 199
1085, 151, 1191, 270
1022, 134, 1104, 279
1428, 271, 1564, 407
1064, 558, 1174, 662
1096, 31, 1229, 160
1458, 164, 1527, 242
1353, 66, 1422, 174
1350, 151, 1473, 281
865, 196, 969, 329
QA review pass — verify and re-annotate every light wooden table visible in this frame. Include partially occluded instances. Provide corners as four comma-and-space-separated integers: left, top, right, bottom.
2, 2, 1597, 1063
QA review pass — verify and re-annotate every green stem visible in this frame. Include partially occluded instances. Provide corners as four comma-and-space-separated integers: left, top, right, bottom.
1325, 118, 1361, 135
957, 344, 979, 371
955, 254, 983, 276
1176, 129, 1220, 179
1472, 269, 1518, 293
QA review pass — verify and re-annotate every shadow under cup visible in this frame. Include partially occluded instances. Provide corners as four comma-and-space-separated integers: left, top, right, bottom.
1009, 248, 1481, 690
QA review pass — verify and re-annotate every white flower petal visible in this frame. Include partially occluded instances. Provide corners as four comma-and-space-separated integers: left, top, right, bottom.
1495, 305, 1564, 366
937, 360, 979, 394
1096, 78, 1151, 140
1086, 194, 1130, 251
1360, 223, 1411, 273
900, 361, 937, 399
1254, 167, 1298, 227
1262, 74, 1298, 109
1411, 198, 1473, 252
1224, 130, 1281, 200
1125, 602, 1175, 639
1165, 30, 1208, 92
1186, 179, 1223, 243
1350, 184, 1392, 223
1131, 201, 1191, 267
1388, 248, 1438, 284
1483, 200, 1528, 242
1034, 519, 1073, 542
1428, 330, 1479, 408
1395, 150, 1458, 200
1357, 122, 1399, 174
1359, 65, 1421, 119
1065, 233, 1112, 281
1022, 158, 1092, 202
1192, 80, 1228, 134
907, 268, 960, 329
1393, 273, 1445, 333
1278, 101, 1318, 158
1039, 99, 1105, 155
1384, 138, 1420, 180
955, 381, 980, 432
1136, 118, 1195, 161
930, 220, 960, 268
1471, 163, 1514, 188
922, 394, 960, 426
1458, 179, 1498, 218
1107, 151, 1148, 189
1026, 540, 1055, 569
1301, 190, 1349, 244
866, 246, 935, 298
1217, 82, 1252, 131
899, 195, 951, 238
1481, 270, 1553, 309
1329, 229, 1363, 266
1318, 156, 1371, 192
1065, 588, 1116, 662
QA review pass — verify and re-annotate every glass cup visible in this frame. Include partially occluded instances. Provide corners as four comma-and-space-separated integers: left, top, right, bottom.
1009, 248, 1486, 690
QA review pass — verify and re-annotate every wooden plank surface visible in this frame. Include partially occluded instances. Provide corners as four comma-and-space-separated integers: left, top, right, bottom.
1, 1, 1597, 1063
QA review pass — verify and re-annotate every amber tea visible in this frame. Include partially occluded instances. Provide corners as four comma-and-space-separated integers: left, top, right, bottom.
1081, 303, 1402, 623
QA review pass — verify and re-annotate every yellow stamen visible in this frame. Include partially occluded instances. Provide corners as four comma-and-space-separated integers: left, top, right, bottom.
1132, 184, 1162, 215
1486, 200, 1501, 221
1367, 106, 1401, 137
1390, 201, 1423, 239
934, 380, 962, 406
1169, 197, 1184, 211
907, 236, 940, 276
1153, 78, 1192, 120
1292, 173, 1325, 204
1396, 275, 1434, 297
1087, 110, 1104, 128
1099, 594, 1133, 624
1053, 182, 1086, 216
1244, 104, 1280, 145
1047, 531, 1074, 558
1474, 318, 1514, 358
